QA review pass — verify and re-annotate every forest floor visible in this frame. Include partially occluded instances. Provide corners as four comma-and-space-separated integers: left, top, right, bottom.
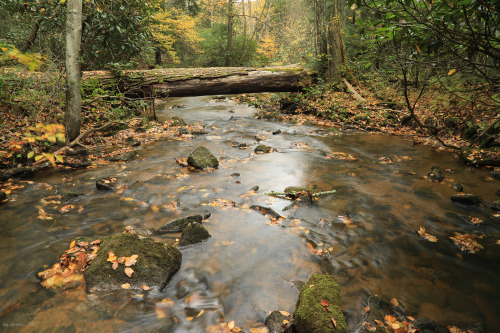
1, 78, 499, 183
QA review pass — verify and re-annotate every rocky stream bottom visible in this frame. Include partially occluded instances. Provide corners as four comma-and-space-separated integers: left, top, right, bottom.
1, 96, 499, 333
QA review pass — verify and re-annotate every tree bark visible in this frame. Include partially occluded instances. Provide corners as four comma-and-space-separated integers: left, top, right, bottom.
225, 0, 234, 66
64, 0, 83, 142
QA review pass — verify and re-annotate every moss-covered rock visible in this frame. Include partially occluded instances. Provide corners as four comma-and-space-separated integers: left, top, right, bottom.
255, 145, 273, 153
284, 186, 314, 194
266, 310, 293, 333
187, 146, 219, 169
61, 191, 84, 202
178, 223, 211, 247
171, 117, 187, 126
83, 233, 181, 292
155, 215, 204, 234
293, 273, 347, 333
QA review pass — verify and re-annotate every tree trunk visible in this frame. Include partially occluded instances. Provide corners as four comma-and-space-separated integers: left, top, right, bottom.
225, 0, 234, 66
64, 0, 83, 142
19, 17, 44, 53
326, 0, 347, 79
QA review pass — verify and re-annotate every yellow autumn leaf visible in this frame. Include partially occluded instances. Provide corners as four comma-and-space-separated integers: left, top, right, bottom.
124, 267, 134, 277
121, 283, 130, 289
448, 69, 456, 75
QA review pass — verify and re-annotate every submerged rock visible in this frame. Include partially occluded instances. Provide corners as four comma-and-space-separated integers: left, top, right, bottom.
250, 205, 283, 219
293, 273, 347, 333
187, 146, 219, 169
96, 179, 116, 191
451, 183, 464, 192
490, 171, 500, 180
451, 194, 482, 205
61, 191, 84, 202
265, 310, 292, 333
107, 150, 138, 162
427, 166, 444, 182
155, 215, 204, 234
178, 222, 211, 247
125, 137, 141, 147
84, 233, 181, 292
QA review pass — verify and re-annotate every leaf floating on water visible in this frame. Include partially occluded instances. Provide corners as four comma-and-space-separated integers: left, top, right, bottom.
112, 262, 119, 270
121, 283, 131, 289
447, 325, 467, 333
450, 232, 483, 253
469, 216, 483, 225
124, 267, 134, 277
496, 240, 500, 245
361, 306, 370, 315
417, 227, 438, 242
141, 285, 151, 291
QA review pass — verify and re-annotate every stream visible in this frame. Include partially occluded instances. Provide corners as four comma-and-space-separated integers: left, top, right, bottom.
1, 96, 500, 332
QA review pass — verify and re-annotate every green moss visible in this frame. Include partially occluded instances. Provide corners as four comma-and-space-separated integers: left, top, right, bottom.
294, 273, 347, 333
82, 233, 181, 291
178, 223, 211, 247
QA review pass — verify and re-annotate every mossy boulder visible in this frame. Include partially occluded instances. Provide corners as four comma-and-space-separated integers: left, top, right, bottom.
460, 147, 500, 167
187, 146, 219, 169
293, 273, 347, 333
61, 191, 84, 202
255, 144, 273, 154
107, 150, 138, 162
178, 223, 211, 247
96, 179, 116, 191
284, 186, 314, 194
83, 233, 181, 292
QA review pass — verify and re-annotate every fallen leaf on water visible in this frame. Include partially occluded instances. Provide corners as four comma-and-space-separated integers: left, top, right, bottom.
121, 283, 131, 289
197, 309, 205, 317
70, 240, 76, 248
361, 306, 370, 315
469, 216, 483, 225
374, 319, 384, 326
249, 328, 267, 333
390, 297, 399, 307
124, 267, 134, 277
112, 262, 119, 270
221, 241, 235, 246
450, 232, 483, 253
417, 226, 438, 242
187, 317, 194, 321
496, 240, 500, 245
141, 285, 151, 290
228, 321, 235, 329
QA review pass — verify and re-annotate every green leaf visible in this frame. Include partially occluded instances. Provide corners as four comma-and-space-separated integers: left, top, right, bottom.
28, 151, 35, 159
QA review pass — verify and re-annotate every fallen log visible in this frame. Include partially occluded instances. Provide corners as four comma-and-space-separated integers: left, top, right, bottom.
82, 66, 315, 97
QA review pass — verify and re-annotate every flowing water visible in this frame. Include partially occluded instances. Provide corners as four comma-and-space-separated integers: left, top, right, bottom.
1, 96, 499, 332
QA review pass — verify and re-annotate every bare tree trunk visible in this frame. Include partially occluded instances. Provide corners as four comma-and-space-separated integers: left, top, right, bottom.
19, 17, 43, 53
64, 0, 83, 142
225, 0, 234, 66
248, 0, 253, 35
242, 0, 247, 38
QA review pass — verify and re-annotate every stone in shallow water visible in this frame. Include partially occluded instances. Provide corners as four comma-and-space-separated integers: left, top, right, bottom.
155, 215, 204, 234
451, 194, 482, 205
187, 146, 219, 169
427, 166, 444, 182
178, 222, 211, 247
84, 233, 181, 292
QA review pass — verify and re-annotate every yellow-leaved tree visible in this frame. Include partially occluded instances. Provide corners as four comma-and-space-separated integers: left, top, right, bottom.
150, 8, 203, 66
257, 34, 278, 65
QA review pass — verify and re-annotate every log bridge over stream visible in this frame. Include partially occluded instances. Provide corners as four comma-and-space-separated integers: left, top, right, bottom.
82, 65, 315, 98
